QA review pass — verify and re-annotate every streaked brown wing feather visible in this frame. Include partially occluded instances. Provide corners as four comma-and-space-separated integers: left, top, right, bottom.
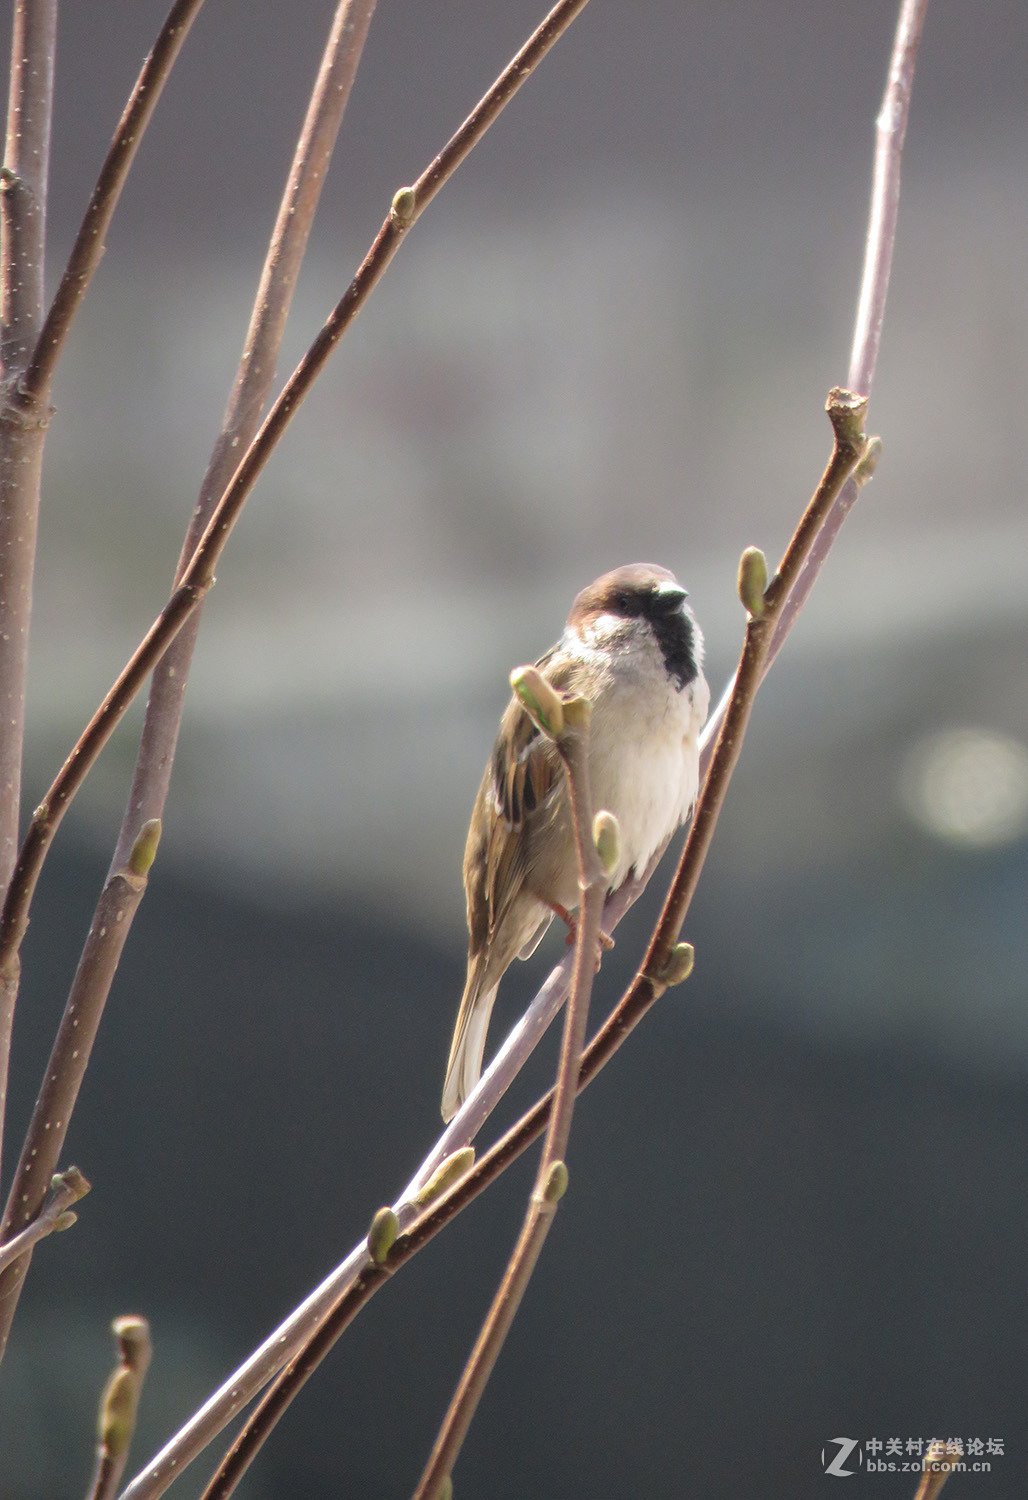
463, 647, 574, 957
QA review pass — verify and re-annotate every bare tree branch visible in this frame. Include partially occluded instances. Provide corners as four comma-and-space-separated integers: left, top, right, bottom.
23, 0, 207, 403
0, 0, 593, 988
702, 0, 929, 748
0, 0, 379, 1361
912, 1441, 963, 1500
410, 689, 605, 1500
0, 1163, 88, 1272
0, 0, 58, 1184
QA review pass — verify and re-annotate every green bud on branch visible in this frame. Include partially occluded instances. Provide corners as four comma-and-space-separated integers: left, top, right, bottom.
53, 1210, 78, 1231
367, 1206, 399, 1266
593, 811, 621, 878
434, 1478, 453, 1500
854, 434, 882, 486
127, 818, 162, 877
543, 1160, 569, 1203
651, 942, 695, 988
414, 1147, 476, 1207
737, 547, 768, 618
96, 1315, 151, 1460
99, 1366, 137, 1455
391, 185, 416, 225
510, 665, 564, 738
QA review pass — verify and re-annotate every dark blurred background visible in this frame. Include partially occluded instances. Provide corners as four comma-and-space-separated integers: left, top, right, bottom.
1, 1, 1027, 1496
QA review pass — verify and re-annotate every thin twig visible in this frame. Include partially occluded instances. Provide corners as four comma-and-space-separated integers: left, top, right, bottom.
0, 0, 593, 991
0, 0, 378, 1360
0, 0, 58, 1186
411, 692, 605, 1500
912, 1441, 962, 1500
701, 0, 929, 747
0, 1164, 89, 1273
85, 1318, 153, 1500
205, 690, 608, 1500
24, 0, 207, 403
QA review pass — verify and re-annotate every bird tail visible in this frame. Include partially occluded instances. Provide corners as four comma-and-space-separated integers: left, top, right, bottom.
441, 963, 498, 1122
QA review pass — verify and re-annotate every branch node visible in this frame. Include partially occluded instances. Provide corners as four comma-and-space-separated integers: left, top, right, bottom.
510, 665, 564, 739
737, 547, 768, 618
366, 1206, 398, 1266
413, 1147, 476, 1208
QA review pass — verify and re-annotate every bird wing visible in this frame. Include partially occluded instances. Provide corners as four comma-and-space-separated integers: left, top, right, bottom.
464, 647, 575, 955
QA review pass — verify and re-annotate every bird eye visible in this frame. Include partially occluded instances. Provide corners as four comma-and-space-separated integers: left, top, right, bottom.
616, 591, 630, 610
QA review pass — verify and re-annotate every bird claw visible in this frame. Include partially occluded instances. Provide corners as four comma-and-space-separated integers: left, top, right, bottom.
550, 902, 615, 964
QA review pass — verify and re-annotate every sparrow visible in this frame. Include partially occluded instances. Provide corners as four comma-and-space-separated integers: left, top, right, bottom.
442, 563, 709, 1121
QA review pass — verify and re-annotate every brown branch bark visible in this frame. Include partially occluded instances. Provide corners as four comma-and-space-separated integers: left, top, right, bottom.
0, 0, 379, 1361
0, 0, 58, 1184
24, 0, 207, 404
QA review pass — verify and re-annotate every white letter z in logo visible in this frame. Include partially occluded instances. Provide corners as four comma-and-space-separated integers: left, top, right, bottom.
822, 1438, 862, 1476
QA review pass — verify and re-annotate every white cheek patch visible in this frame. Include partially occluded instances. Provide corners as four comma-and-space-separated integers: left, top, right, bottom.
584, 613, 628, 647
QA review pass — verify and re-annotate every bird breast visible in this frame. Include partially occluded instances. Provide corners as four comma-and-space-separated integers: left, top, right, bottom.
535, 625, 709, 910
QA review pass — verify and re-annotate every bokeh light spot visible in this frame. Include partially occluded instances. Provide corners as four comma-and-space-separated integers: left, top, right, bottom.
901, 727, 1028, 848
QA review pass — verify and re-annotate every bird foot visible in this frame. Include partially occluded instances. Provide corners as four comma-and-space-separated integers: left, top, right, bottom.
549, 902, 615, 962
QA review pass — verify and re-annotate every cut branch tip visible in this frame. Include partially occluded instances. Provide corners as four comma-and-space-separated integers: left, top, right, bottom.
560, 695, 592, 735
510, 665, 564, 739
825, 386, 869, 454
737, 547, 768, 618
51, 1164, 91, 1200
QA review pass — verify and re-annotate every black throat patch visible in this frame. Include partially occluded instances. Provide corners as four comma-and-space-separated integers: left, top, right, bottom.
648, 609, 699, 690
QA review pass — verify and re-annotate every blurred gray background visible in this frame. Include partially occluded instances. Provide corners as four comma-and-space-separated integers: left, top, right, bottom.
1, 1, 1027, 1496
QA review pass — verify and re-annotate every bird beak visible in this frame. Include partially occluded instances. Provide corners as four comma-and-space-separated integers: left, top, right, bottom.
652, 582, 687, 614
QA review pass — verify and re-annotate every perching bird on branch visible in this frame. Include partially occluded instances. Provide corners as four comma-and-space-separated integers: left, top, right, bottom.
442, 563, 709, 1121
